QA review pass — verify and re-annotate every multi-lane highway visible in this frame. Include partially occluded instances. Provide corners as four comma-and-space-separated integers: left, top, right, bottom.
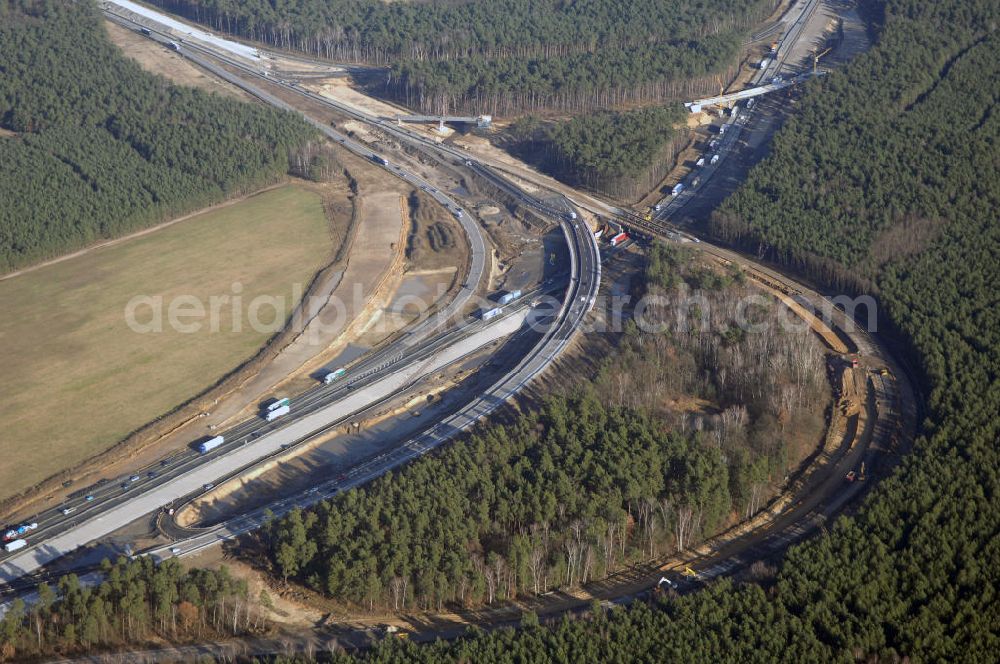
0, 0, 915, 650
118, 0, 910, 617
0, 5, 602, 590
147, 213, 600, 562
0, 301, 536, 579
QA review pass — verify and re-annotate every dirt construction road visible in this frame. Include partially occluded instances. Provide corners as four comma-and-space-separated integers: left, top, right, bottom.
205, 191, 408, 430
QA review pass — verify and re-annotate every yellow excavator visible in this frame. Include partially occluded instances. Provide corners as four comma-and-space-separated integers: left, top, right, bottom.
813, 47, 833, 73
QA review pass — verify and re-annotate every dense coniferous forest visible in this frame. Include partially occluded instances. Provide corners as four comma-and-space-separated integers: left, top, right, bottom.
2, 0, 996, 658
507, 107, 688, 200
0, 0, 314, 273
252, 252, 825, 611
151, 0, 776, 114
0, 557, 261, 659
256, 0, 996, 659
257, 394, 732, 610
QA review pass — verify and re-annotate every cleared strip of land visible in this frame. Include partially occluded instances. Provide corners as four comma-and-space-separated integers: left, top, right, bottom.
0, 185, 332, 500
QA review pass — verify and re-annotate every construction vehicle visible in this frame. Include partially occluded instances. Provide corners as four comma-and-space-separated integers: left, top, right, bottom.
643, 207, 653, 222
858, 462, 867, 481
812, 47, 833, 73
681, 566, 700, 579
769, 41, 779, 56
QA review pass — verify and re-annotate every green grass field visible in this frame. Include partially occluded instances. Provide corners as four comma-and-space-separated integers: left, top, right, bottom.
0, 185, 332, 500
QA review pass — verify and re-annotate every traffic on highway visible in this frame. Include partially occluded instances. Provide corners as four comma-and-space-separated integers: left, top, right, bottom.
1, 6, 605, 586
0, 0, 913, 645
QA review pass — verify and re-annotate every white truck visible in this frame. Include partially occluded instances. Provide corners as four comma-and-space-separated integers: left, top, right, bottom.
266, 404, 290, 422
323, 368, 346, 384
4, 539, 27, 553
198, 435, 225, 454
498, 290, 522, 306
481, 307, 503, 321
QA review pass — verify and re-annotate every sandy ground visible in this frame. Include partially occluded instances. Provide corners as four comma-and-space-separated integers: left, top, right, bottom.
781, 0, 850, 72
197, 190, 407, 430
307, 78, 413, 120
181, 342, 502, 526
103, 20, 251, 100
184, 546, 323, 627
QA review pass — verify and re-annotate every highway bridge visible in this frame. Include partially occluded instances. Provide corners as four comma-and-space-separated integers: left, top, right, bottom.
394, 115, 493, 129
685, 0, 823, 112
0, 7, 602, 589
1, 0, 919, 648
684, 72, 816, 112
